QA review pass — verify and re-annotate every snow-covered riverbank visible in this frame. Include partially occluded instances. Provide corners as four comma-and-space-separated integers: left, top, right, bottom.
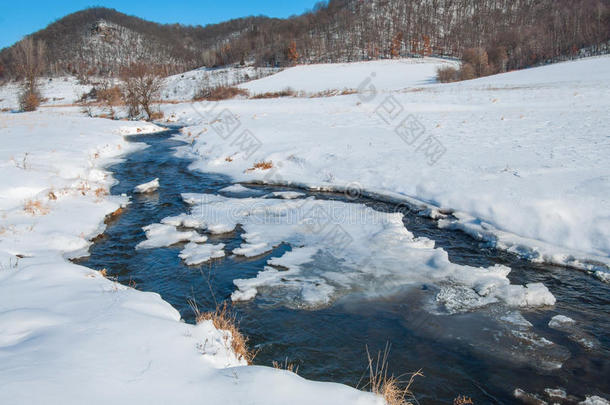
164, 56, 610, 276
0, 110, 381, 404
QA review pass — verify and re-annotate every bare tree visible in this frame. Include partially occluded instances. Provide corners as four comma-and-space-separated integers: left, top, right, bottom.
13, 37, 46, 111
120, 63, 163, 120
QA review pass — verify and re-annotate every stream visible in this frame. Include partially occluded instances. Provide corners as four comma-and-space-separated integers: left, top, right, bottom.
76, 128, 609, 404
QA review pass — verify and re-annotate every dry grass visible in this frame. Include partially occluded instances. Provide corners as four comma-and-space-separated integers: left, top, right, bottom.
99, 268, 108, 278
149, 111, 164, 121
454, 395, 474, 405
94, 187, 108, 198
190, 300, 254, 364
309, 88, 357, 98
104, 207, 124, 224
24, 199, 50, 216
194, 86, 249, 101
250, 88, 296, 99
362, 344, 422, 405
246, 161, 273, 172
47, 191, 57, 201
272, 358, 299, 374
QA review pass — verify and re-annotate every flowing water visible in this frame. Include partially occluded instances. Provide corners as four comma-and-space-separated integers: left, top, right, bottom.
76, 129, 609, 404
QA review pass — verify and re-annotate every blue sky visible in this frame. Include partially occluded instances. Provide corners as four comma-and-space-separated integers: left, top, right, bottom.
0, 1, 321, 49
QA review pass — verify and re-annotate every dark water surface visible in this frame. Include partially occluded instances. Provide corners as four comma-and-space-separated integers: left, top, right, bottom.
76, 129, 609, 404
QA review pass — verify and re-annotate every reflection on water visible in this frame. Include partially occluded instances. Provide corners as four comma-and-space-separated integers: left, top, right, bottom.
76, 130, 610, 404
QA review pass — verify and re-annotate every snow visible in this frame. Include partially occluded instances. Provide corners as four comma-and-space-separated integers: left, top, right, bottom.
544, 388, 567, 400
179, 242, 226, 265
240, 58, 458, 94
134, 178, 159, 193
580, 396, 610, 405
164, 55, 610, 274
267, 191, 306, 199
174, 193, 555, 311
0, 77, 92, 110
135, 223, 207, 249
218, 183, 266, 196
548, 315, 576, 329
161, 66, 280, 101
0, 109, 380, 404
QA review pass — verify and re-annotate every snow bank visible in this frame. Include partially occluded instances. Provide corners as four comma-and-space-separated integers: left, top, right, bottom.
0, 110, 380, 404
165, 55, 610, 273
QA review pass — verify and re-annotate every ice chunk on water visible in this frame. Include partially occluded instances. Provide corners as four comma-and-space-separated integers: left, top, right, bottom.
265, 191, 305, 200
179, 242, 225, 265
134, 178, 159, 193
548, 315, 576, 329
135, 223, 207, 249
162, 213, 206, 229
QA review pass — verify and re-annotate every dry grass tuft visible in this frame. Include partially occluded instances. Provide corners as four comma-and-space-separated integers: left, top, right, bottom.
94, 187, 108, 198
363, 344, 422, 405
272, 358, 299, 374
190, 300, 254, 364
454, 395, 474, 405
47, 191, 57, 201
24, 199, 50, 216
246, 161, 273, 172
99, 268, 108, 278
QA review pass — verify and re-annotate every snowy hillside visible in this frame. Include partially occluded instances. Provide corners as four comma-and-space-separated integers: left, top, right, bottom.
166, 55, 610, 275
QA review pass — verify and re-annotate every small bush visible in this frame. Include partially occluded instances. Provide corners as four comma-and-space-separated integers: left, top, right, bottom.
19, 88, 41, 112
436, 66, 460, 83
462, 48, 491, 77
97, 86, 122, 106
149, 111, 164, 121
459, 63, 476, 81
194, 86, 249, 101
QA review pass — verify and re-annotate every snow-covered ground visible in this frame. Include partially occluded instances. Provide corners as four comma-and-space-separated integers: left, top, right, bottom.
161, 66, 280, 101
240, 58, 457, 94
165, 55, 610, 276
0, 109, 381, 404
0, 77, 93, 110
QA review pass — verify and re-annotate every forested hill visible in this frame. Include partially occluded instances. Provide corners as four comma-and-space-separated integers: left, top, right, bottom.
1, 0, 608, 78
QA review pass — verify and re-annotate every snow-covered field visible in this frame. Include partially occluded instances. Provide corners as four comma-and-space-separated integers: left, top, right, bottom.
165, 55, 610, 276
240, 57, 457, 95
0, 77, 93, 110
0, 110, 380, 404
